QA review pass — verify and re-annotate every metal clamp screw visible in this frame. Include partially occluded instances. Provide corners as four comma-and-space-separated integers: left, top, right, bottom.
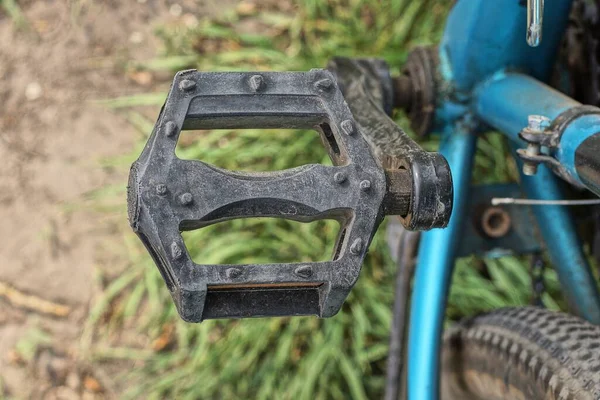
522, 115, 550, 176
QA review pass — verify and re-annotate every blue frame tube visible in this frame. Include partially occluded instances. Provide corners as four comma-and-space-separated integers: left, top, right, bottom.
474, 72, 600, 323
474, 72, 600, 189
474, 72, 579, 132
440, 0, 573, 93
517, 161, 600, 322
407, 1, 600, 399
408, 123, 477, 400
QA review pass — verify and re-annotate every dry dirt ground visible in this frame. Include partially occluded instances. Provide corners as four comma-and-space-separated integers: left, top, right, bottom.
0, 1, 226, 398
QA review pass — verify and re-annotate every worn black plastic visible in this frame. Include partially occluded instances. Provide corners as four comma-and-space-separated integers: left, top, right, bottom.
128, 69, 389, 322
328, 57, 453, 230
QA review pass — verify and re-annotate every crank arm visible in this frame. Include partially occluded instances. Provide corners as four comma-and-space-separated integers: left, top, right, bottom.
327, 57, 452, 230
127, 67, 452, 322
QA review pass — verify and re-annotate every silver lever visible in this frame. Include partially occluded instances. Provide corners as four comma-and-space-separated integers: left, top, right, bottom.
527, 0, 544, 47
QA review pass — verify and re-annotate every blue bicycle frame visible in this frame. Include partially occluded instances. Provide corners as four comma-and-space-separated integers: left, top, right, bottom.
407, 1, 600, 398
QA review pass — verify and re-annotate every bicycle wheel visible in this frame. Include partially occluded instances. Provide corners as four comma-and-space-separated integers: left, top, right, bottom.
441, 307, 600, 399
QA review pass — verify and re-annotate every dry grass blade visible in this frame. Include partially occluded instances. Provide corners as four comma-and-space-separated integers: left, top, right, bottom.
0, 281, 70, 317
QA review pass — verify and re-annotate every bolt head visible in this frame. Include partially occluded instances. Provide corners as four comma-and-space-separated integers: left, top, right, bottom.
350, 238, 363, 255
156, 184, 168, 195
359, 180, 371, 191
315, 78, 333, 92
294, 265, 313, 279
170, 242, 183, 259
527, 115, 550, 131
334, 172, 346, 184
180, 192, 193, 205
226, 267, 243, 279
249, 75, 265, 92
164, 121, 178, 137
340, 119, 355, 136
179, 79, 197, 91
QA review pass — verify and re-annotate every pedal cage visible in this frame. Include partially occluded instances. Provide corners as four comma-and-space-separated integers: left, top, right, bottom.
128, 70, 389, 322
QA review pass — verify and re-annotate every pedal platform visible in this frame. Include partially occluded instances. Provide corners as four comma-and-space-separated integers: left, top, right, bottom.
127, 68, 451, 322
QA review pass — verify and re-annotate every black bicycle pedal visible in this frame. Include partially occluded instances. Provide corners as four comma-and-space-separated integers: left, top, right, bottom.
127, 68, 450, 322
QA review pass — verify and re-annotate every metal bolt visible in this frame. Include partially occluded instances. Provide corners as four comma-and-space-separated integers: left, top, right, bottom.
340, 119, 355, 136
523, 143, 541, 176
156, 184, 168, 195
294, 265, 313, 279
359, 180, 371, 191
179, 192, 193, 205
179, 79, 196, 91
528, 115, 551, 131
171, 241, 183, 259
350, 238, 363, 255
315, 78, 333, 92
226, 267, 242, 279
249, 75, 265, 92
521, 115, 550, 176
164, 121, 177, 137
334, 172, 346, 184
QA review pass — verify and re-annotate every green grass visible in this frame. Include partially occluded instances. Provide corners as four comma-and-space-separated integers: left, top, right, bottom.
90, 1, 568, 398
1, 0, 28, 29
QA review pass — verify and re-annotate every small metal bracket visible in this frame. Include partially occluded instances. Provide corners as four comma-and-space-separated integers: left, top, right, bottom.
519, 107, 600, 149
517, 108, 600, 186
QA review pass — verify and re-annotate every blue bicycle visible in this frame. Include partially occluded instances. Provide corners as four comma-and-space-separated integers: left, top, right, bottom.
128, 0, 600, 398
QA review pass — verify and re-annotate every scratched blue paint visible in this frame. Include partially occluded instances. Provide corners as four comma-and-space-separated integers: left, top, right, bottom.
558, 115, 600, 179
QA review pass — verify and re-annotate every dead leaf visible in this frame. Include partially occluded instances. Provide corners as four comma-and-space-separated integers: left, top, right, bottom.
83, 376, 102, 393
7, 349, 24, 365
151, 324, 175, 352
128, 71, 153, 86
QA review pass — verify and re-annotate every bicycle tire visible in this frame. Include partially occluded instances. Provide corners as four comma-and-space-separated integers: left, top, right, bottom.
441, 306, 600, 400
